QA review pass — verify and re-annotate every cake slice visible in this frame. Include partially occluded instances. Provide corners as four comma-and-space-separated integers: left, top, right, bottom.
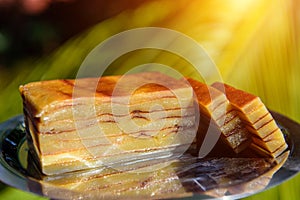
20, 72, 197, 175
212, 82, 288, 158
187, 78, 251, 154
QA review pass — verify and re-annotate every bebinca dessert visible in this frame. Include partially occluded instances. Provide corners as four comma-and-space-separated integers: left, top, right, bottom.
212, 82, 288, 158
20, 72, 288, 176
187, 78, 251, 154
20, 72, 197, 175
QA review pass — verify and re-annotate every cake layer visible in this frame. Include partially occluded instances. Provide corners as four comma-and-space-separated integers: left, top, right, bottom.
27, 116, 195, 154
23, 96, 194, 123
198, 115, 250, 152
32, 129, 195, 175
27, 107, 195, 134
251, 129, 288, 154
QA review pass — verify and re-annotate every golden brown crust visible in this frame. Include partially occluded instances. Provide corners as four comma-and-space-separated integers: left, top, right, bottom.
212, 82, 258, 109
20, 72, 191, 117
186, 78, 225, 107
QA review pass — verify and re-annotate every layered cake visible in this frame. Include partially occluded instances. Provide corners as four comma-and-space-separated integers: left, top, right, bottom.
187, 78, 251, 154
20, 72, 288, 176
20, 72, 197, 175
212, 82, 288, 158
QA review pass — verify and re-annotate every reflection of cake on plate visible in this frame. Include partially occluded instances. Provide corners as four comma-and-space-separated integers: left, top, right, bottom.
20, 72, 197, 175
37, 152, 289, 200
19, 72, 288, 176
40, 162, 190, 200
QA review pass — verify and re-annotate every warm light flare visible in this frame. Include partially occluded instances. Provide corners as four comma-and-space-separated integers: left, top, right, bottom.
0, 0, 299, 199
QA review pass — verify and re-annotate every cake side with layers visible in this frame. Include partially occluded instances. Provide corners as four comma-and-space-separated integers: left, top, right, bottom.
20, 72, 197, 175
212, 82, 288, 158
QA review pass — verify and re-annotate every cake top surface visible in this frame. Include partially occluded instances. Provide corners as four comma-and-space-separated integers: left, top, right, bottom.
20, 72, 193, 116
187, 78, 226, 107
212, 82, 259, 108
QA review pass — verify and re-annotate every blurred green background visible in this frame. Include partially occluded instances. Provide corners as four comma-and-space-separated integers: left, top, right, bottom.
0, 0, 299, 199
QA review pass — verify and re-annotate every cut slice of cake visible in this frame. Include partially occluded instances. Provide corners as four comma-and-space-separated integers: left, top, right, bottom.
20, 72, 197, 175
212, 82, 288, 158
187, 78, 251, 154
